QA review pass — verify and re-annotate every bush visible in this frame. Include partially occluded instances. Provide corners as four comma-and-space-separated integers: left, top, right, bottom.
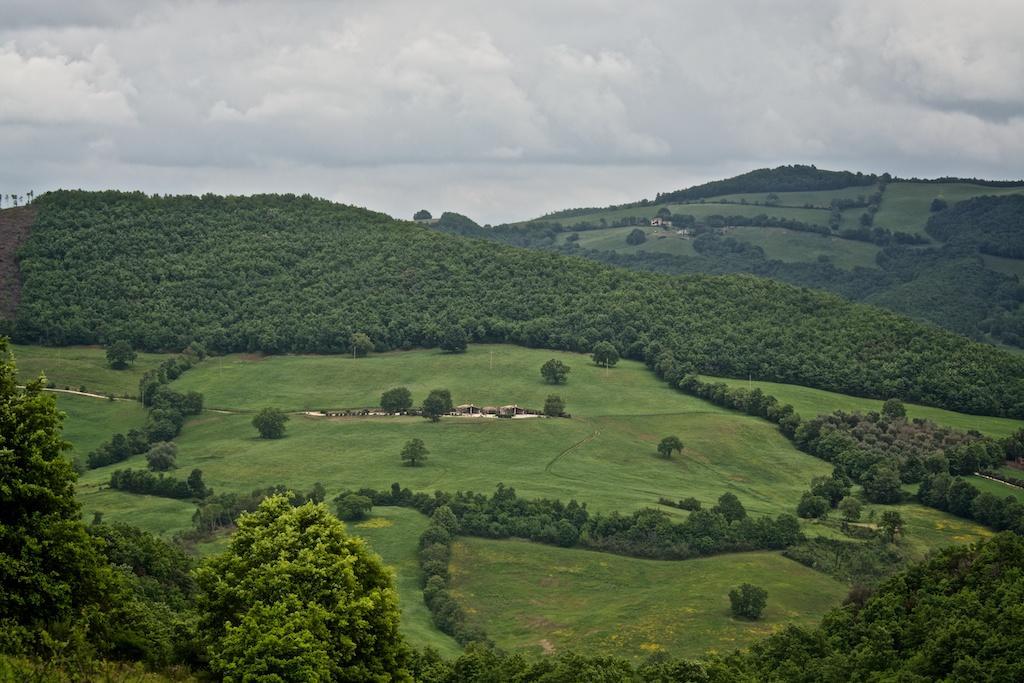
729, 583, 768, 620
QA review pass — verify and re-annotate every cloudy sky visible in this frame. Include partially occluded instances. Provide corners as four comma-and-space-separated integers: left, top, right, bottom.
1, 0, 1022, 223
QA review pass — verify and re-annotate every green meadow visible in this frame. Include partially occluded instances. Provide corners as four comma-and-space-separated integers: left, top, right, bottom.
12, 343, 169, 396
724, 226, 879, 269
873, 183, 1024, 235
449, 538, 847, 659
13, 342, 1002, 657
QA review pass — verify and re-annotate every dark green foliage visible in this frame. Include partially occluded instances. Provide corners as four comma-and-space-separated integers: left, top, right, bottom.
104, 340, 136, 369
539, 358, 570, 384
591, 341, 619, 368
657, 435, 683, 458
144, 441, 177, 471
188, 482, 327, 536
0, 340, 108, 653
783, 537, 907, 585
367, 483, 801, 561
930, 196, 948, 212
917, 473, 1024, 533
655, 164, 878, 203
435, 211, 479, 231
17, 191, 1023, 415
350, 332, 373, 357
543, 394, 565, 417
334, 493, 373, 521
626, 227, 647, 245
439, 326, 468, 353
251, 406, 288, 439
380, 386, 413, 413
108, 467, 210, 500
401, 438, 429, 466
413, 209, 432, 220
729, 583, 768, 620
195, 496, 408, 681
927, 194, 1024, 258
861, 464, 904, 503
796, 493, 830, 519
881, 398, 905, 419
421, 389, 452, 422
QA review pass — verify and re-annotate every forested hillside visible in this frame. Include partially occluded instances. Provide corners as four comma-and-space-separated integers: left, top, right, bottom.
449, 167, 1024, 347
9, 190, 1024, 416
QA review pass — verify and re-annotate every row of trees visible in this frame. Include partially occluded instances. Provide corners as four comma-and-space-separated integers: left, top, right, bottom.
108, 467, 210, 500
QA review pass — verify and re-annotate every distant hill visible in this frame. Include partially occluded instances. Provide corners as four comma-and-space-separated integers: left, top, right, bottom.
7, 190, 1024, 417
451, 168, 1024, 347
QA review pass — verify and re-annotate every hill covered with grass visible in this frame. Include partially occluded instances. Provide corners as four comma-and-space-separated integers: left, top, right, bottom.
8, 190, 1024, 417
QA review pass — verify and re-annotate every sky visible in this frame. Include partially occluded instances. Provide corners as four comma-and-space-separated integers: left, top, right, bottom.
1, 0, 1022, 224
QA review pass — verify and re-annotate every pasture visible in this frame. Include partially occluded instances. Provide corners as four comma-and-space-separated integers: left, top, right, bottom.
12, 343, 169, 396
724, 226, 879, 269
873, 182, 1024, 235
448, 538, 847, 659
56, 393, 149, 457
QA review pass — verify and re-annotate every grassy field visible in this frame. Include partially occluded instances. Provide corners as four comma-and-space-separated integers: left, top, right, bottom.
449, 538, 847, 659
539, 202, 831, 229
707, 186, 878, 209
698, 375, 1023, 439
966, 475, 1023, 502
12, 343, 169, 396
56, 393, 148, 457
874, 182, 1024, 235
555, 226, 698, 258
982, 254, 1024, 279
349, 508, 462, 656
725, 226, 879, 269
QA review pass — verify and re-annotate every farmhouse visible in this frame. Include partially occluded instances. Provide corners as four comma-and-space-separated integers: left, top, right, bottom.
499, 404, 526, 416
650, 216, 673, 228
456, 404, 482, 415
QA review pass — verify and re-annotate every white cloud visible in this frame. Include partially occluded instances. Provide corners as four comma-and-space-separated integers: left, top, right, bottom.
1, 0, 1022, 222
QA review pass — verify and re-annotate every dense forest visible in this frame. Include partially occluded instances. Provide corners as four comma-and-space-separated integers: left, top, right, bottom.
926, 194, 1024, 258
10, 190, 1024, 416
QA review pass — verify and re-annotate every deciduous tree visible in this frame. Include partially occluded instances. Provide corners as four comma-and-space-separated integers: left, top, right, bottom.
252, 407, 289, 439
401, 438, 429, 466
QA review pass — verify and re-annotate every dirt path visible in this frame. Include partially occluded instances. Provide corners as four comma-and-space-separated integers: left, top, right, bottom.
545, 423, 601, 474
973, 471, 1024, 492
0, 205, 36, 319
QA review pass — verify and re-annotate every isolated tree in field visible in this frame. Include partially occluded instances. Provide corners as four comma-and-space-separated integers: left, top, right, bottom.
592, 341, 619, 368
252, 407, 289, 439
421, 388, 452, 422
626, 228, 647, 245
350, 332, 373, 357
439, 326, 468, 353
195, 496, 407, 681
413, 209, 432, 220
657, 435, 684, 459
105, 340, 136, 369
145, 441, 177, 471
880, 510, 904, 542
380, 386, 413, 413
882, 398, 906, 420
335, 493, 373, 521
544, 394, 565, 417
729, 583, 768, 620
540, 358, 570, 384
401, 438, 429, 466
839, 496, 863, 522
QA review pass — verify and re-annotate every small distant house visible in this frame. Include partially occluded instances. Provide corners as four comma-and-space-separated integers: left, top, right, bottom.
482, 406, 498, 415
499, 404, 525, 417
456, 404, 481, 415
650, 217, 673, 228
676, 227, 694, 237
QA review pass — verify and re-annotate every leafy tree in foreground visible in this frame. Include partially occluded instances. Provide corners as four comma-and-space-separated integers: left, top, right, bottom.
335, 493, 373, 521
105, 340, 136, 369
195, 496, 408, 681
729, 583, 768, 620
380, 386, 413, 413
421, 389, 452, 422
540, 358, 570, 384
252, 407, 289, 439
657, 435, 683, 459
0, 340, 107, 651
591, 341, 619, 368
350, 332, 373, 357
401, 438, 429, 467
543, 394, 565, 417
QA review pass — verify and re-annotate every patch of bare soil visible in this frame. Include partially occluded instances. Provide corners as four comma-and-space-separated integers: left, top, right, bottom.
0, 206, 36, 320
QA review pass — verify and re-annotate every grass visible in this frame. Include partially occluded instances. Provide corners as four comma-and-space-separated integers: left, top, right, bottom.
966, 475, 1023, 502
77, 488, 196, 537
539, 202, 830, 229
56, 393, 148, 457
12, 343, 169, 396
449, 538, 847, 659
698, 375, 1023, 439
707, 187, 878, 209
725, 226, 879, 269
874, 183, 1024, 235
556, 226, 697, 258
348, 507, 462, 657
